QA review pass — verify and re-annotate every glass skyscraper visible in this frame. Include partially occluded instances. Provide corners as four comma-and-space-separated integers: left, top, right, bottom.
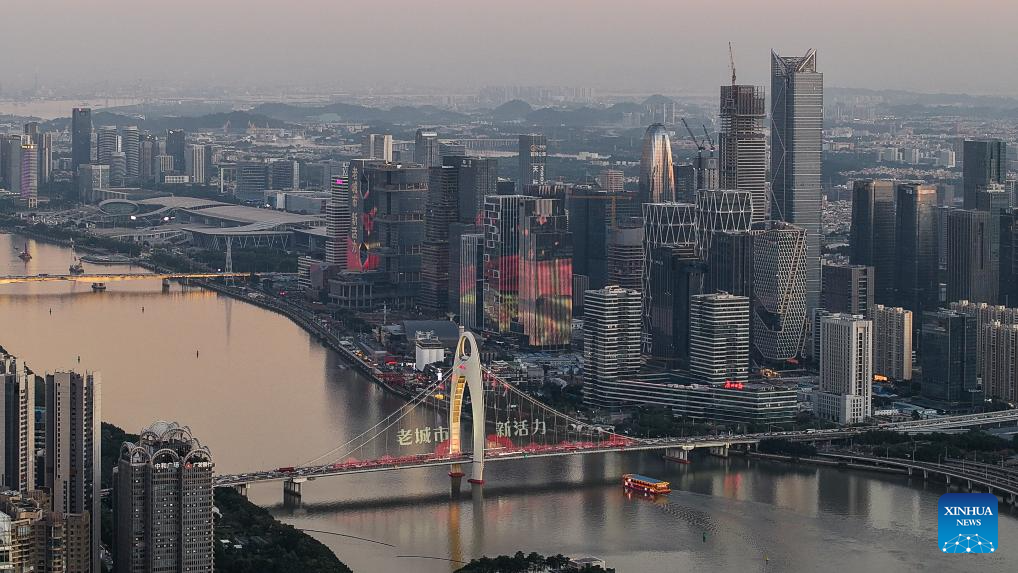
719, 85, 767, 222
771, 49, 823, 316
517, 198, 572, 349
639, 123, 675, 204
963, 139, 1006, 209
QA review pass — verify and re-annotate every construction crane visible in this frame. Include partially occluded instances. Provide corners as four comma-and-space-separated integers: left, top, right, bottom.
681, 117, 706, 156
729, 42, 737, 85
702, 125, 715, 156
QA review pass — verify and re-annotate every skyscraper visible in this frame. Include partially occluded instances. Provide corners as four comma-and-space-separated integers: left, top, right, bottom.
872, 305, 913, 382
705, 229, 754, 297
771, 49, 823, 316
121, 126, 140, 181
606, 222, 644, 291
642, 202, 698, 355
982, 321, 1018, 403
96, 126, 120, 166
817, 314, 873, 424
185, 144, 207, 185
36, 132, 52, 185
751, 221, 808, 362
694, 189, 753, 260
920, 309, 978, 404
689, 293, 750, 384
71, 108, 92, 175
44, 371, 100, 572
568, 186, 612, 290
0, 349, 35, 492
850, 180, 898, 305
165, 129, 186, 172
894, 183, 939, 318
963, 139, 1006, 209
582, 286, 642, 409
414, 129, 440, 168
946, 209, 996, 304
719, 84, 767, 222
1001, 209, 1018, 307
113, 421, 214, 573
421, 164, 460, 313
821, 262, 874, 316
459, 233, 485, 331
517, 198, 572, 348
638, 123, 675, 204
484, 195, 532, 334
646, 244, 704, 368
19, 142, 37, 208
362, 133, 393, 162
517, 134, 547, 187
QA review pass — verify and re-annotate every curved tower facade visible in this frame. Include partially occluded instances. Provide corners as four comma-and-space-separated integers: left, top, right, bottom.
639, 123, 675, 204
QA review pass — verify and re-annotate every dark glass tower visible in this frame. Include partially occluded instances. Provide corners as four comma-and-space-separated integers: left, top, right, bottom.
894, 183, 939, 318
963, 139, 1006, 209
771, 49, 823, 316
166, 129, 186, 172
850, 180, 897, 305
71, 107, 92, 174
920, 309, 977, 404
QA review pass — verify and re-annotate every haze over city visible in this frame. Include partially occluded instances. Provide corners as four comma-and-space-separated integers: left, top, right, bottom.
3, 0, 1018, 95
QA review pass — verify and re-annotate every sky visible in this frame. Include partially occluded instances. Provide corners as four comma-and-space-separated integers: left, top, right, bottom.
4, 0, 1018, 96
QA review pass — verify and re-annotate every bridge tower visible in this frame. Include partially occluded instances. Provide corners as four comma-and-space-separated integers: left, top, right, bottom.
447, 332, 486, 484
225, 237, 234, 285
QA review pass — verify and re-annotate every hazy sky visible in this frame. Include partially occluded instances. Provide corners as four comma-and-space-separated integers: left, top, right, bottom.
5, 0, 1018, 95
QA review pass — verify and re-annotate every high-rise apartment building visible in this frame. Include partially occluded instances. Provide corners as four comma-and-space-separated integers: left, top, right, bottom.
414, 129, 440, 168
582, 286, 642, 409
121, 126, 140, 181
325, 174, 351, 267
638, 123, 675, 204
1001, 209, 1018, 307
771, 49, 823, 316
71, 108, 92, 175
751, 221, 808, 362
894, 183, 939, 318
517, 134, 547, 187
0, 349, 35, 492
719, 84, 767, 222
44, 371, 100, 572
982, 322, 1018, 404
850, 180, 897, 305
872, 305, 913, 382
816, 314, 873, 424
518, 198, 572, 349
362, 133, 393, 162
689, 293, 750, 384
963, 139, 1006, 209
113, 421, 214, 573
96, 126, 120, 167
948, 300, 1018, 383
821, 262, 874, 316
920, 309, 978, 404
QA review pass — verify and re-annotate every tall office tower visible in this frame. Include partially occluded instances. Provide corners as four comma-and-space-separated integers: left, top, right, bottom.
1002, 209, 1018, 307
154, 155, 175, 182
596, 169, 624, 194
694, 189, 753, 259
719, 84, 767, 222
821, 262, 874, 315
872, 305, 913, 381
421, 164, 460, 312
946, 209, 996, 304
751, 221, 808, 362
606, 222, 644, 291
459, 233, 485, 331
22, 121, 39, 142
325, 175, 351, 267
674, 158, 720, 203
705, 229, 754, 297
235, 161, 269, 198
19, 143, 38, 207
850, 180, 897, 304
414, 129, 440, 168
1, 135, 21, 192
113, 421, 214, 573
109, 152, 127, 187
165, 129, 186, 172
689, 293, 750, 384
816, 314, 873, 424
582, 286, 643, 409
121, 126, 139, 181
96, 126, 120, 166
567, 187, 611, 290
138, 137, 155, 182
517, 134, 547, 187
361, 133, 393, 162
0, 350, 35, 491
483, 195, 532, 334
646, 244, 704, 369
77, 164, 110, 203
982, 322, 1018, 403
920, 309, 978, 404
184, 144, 207, 185
638, 123, 675, 204
642, 202, 697, 351
36, 132, 52, 185
963, 139, 1006, 209
518, 198, 572, 349
440, 142, 467, 159
894, 183, 939, 317
44, 371, 100, 572
771, 49, 823, 316
270, 159, 299, 190
71, 108, 92, 175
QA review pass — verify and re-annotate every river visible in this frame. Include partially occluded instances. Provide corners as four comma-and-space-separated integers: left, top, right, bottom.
1, 232, 1014, 573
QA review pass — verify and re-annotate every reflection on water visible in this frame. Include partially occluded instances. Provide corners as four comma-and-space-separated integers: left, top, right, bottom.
2, 232, 1015, 573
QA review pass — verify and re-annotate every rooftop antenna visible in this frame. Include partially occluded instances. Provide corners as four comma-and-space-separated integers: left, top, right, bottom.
729, 42, 737, 85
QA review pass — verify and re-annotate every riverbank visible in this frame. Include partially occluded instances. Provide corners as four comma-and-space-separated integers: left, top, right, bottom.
737, 450, 908, 475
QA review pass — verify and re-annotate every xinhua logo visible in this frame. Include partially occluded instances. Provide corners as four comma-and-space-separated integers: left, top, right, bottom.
938, 493, 998, 554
